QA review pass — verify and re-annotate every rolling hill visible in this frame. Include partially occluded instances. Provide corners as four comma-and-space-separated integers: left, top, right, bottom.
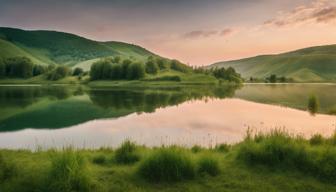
0, 27, 156, 70
209, 45, 336, 82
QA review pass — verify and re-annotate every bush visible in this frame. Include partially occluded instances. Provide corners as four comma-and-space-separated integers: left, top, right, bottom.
138, 148, 195, 182
191, 145, 203, 153
214, 143, 231, 153
170, 59, 191, 73
198, 156, 220, 176
92, 154, 107, 165
238, 131, 308, 168
0, 153, 18, 182
115, 140, 140, 164
47, 66, 71, 80
145, 60, 159, 74
237, 130, 336, 182
308, 95, 319, 115
47, 149, 92, 192
144, 75, 181, 82
72, 67, 84, 76
310, 134, 324, 145
126, 62, 145, 80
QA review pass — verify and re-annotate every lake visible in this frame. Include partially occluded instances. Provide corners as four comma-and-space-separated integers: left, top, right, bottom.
0, 84, 336, 149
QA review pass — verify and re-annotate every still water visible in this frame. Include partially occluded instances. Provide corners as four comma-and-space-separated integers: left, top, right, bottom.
0, 84, 336, 149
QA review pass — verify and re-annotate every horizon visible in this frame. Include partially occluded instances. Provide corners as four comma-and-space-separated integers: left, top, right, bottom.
1, 0, 336, 65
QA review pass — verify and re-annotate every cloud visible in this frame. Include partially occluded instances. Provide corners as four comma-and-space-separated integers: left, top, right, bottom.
182, 30, 218, 39
220, 28, 234, 36
182, 28, 235, 39
264, 0, 336, 27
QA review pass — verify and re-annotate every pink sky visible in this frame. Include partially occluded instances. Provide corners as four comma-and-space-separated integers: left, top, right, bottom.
1, 0, 336, 66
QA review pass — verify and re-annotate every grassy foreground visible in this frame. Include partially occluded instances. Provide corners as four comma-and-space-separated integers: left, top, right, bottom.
1, 131, 336, 192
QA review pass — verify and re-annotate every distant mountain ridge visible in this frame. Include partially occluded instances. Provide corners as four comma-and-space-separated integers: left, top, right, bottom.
209, 44, 336, 82
0, 27, 156, 70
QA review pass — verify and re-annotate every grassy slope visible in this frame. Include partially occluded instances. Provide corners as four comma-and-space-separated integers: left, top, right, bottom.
210, 44, 336, 82
1, 140, 336, 191
0, 27, 155, 68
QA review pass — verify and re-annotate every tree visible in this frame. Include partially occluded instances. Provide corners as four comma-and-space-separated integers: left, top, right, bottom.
73, 67, 84, 76
269, 74, 277, 83
0, 59, 5, 78
47, 66, 71, 80
127, 62, 145, 80
114, 56, 121, 64
121, 59, 132, 79
145, 60, 159, 74
170, 59, 191, 73
33, 65, 46, 76
4, 57, 34, 78
156, 58, 169, 70
308, 95, 319, 115
111, 64, 122, 79
90, 62, 104, 80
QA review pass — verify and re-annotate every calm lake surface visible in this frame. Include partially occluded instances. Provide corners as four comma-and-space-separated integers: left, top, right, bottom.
1, 84, 336, 149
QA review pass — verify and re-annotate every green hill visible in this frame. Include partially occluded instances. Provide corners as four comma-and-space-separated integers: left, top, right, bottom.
209, 44, 336, 82
0, 27, 155, 70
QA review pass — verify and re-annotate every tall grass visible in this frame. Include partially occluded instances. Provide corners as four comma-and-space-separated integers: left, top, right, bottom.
197, 155, 220, 176
0, 153, 18, 182
138, 147, 195, 182
115, 140, 140, 164
237, 130, 336, 182
47, 148, 93, 192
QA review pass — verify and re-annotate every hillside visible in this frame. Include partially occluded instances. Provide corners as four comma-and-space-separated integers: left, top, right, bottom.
209, 45, 336, 82
0, 27, 155, 70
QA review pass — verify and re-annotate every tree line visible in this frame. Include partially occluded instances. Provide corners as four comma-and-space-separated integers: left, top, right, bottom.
193, 66, 242, 83
90, 56, 193, 80
0, 56, 85, 80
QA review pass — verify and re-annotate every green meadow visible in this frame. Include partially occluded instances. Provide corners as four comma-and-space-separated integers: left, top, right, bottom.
1, 131, 336, 192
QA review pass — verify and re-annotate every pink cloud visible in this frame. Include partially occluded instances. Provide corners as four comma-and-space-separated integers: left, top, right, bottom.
264, 0, 336, 27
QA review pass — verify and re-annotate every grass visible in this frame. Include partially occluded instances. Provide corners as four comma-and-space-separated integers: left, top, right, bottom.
0, 27, 154, 67
138, 147, 195, 183
47, 148, 93, 192
114, 140, 140, 164
210, 44, 336, 82
237, 130, 336, 182
2, 132, 336, 191
197, 155, 220, 176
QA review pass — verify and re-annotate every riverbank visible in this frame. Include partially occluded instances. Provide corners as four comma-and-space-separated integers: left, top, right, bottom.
1, 130, 336, 192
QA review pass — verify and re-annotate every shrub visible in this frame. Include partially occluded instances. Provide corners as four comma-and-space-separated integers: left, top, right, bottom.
311, 149, 336, 180
115, 140, 140, 164
308, 95, 319, 115
47, 149, 92, 192
47, 66, 71, 80
0, 153, 18, 182
309, 134, 324, 145
198, 156, 220, 176
214, 143, 231, 153
138, 148, 195, 182
72, 67, 84, 76
145, 60, 159, 74
237, 130, 336, 182
144, 75, 181, 82
92, 154, 107, 165
126, 62, 145, 80
191, 145, 203, 153
237, 131, 308, 168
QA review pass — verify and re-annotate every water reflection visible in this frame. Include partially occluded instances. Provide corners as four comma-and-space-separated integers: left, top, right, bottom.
0, 85, 239, 132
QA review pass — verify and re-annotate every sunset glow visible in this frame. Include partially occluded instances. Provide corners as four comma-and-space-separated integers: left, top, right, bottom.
1, 0, 336, 65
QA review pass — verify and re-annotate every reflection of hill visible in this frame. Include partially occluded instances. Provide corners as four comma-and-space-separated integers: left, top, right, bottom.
0, 85, 239, 132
